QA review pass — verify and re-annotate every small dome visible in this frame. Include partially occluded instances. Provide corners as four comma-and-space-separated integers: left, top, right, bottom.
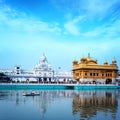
81, 57, 86, 61
40, 54, 47, 63
104, 60, 108, 65
48, 63, 52, 69
73, 59, 78, 65
112, 58, 117, 64
80, 57, 87, 64
35, 64, 39, 69
73, 59, 78, 63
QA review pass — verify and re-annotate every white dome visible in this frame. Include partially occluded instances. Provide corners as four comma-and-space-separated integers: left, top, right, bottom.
34, 54, 52, 71
40, 54, 47, 63
35, 64, 39, 69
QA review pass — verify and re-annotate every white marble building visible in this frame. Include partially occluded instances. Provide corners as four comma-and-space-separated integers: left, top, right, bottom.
33, 54, 53, 79
0, 54, 72, 82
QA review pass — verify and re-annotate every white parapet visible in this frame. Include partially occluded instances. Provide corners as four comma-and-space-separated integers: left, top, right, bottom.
79, 78, 93, 83
112, 78, 116, 84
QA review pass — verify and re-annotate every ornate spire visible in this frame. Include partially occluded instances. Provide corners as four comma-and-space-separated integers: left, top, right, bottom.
112, 57, 117, 64
104, 60, 108, 65
88, 53, 90, 58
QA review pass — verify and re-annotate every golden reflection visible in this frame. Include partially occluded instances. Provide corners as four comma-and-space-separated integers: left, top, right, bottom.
72, 90, 118, 119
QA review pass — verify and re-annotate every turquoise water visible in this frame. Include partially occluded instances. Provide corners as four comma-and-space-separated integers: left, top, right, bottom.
0, 89, 120, 120
0, 84, 67, 90
0, 84, 119, 90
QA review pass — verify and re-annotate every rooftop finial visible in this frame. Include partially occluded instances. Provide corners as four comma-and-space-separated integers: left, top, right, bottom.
88, 53, 90, 58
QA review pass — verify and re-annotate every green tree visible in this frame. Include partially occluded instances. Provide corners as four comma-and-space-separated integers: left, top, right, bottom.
0, 72, 11, 83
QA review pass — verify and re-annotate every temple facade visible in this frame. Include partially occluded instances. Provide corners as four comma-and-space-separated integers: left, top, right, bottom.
0, 54, 72, 83
72, 53, 118, 84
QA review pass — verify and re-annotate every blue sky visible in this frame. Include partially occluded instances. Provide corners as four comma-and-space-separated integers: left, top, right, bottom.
0, 0, 120, 70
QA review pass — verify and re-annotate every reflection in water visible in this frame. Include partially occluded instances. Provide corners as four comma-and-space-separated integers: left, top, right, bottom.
73, 90, 118, 120
23, 90, 75, 119
0, 90, 120, 120
0, 91, 9, 100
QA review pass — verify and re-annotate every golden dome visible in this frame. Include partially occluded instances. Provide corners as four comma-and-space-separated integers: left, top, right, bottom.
80, 53, 97, 64
87, 58, 97, 64
80, 57, 87, 64
112, 58, 116, 64
73, 59, 78, 64
73, 60, 78, 62
86, 53, 97, 64
80, 57, 86, 61
104, 60, 108, 65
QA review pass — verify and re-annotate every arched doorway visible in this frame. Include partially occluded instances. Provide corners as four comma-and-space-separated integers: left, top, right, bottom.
106, 79, 112, 84
93, 81, 96, 84
43, 78, 47, 83
39, 78, 42, 83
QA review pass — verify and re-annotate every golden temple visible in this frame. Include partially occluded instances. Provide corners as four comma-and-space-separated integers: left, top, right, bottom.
72, 53, 118, 84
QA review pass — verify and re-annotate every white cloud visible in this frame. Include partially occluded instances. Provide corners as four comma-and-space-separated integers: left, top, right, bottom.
64, 16, 84, 35
83, 29, 101, 38
51, 0, 119, 20
75, 16, 120, 39
80, 0, 119, 19
0, 4, 61, 34
64, 22, 79, 35
0, 0, 120, 69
